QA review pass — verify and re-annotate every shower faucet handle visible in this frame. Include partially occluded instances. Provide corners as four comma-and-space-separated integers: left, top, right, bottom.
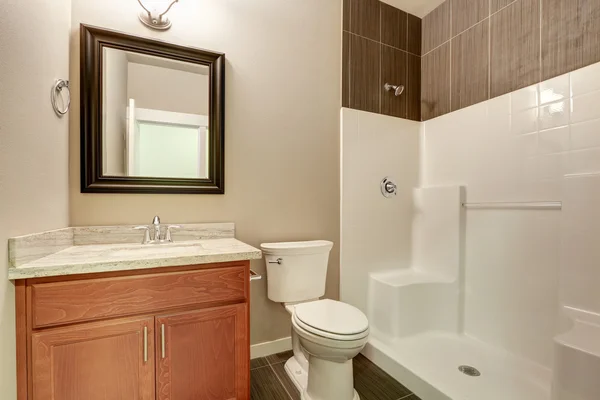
381, 177, 398, 198
385, 181, 397, 193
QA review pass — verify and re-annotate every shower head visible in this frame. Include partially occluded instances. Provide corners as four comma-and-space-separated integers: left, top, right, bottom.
384, 83, 405, 96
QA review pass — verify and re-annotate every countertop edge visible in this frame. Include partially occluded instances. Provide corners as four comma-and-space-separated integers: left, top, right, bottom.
8, 250, 263, 280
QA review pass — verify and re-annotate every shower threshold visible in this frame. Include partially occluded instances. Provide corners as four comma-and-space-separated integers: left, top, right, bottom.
363, 331, 551, 400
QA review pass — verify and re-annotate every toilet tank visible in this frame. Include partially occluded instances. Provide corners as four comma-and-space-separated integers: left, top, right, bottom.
261, 240, 333, 303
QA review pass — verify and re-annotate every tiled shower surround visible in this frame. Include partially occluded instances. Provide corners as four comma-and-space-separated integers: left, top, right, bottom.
340, 60, 600, 400
422, 0, 600, 120
343, 0, 600, 121
342, 0, 422, 121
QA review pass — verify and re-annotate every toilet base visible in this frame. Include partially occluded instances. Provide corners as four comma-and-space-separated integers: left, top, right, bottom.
284, 357, 308, 393
284, 357, 360, 400
301, 389, 360, 400
285, 356, 360, 400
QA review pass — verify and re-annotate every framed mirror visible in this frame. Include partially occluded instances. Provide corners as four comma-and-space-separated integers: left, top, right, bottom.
80, 25, 225, 194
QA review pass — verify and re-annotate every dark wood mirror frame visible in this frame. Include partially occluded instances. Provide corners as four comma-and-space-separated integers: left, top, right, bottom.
80, 24, 225, 194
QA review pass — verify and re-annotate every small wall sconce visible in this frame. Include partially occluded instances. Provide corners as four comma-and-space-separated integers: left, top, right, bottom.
137, 0, 179, 30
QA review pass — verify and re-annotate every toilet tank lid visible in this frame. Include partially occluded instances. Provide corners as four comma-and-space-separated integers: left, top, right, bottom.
260, 240, 333, 255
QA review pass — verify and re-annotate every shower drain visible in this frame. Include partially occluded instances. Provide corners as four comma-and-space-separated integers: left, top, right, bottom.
458, 365, 481, 377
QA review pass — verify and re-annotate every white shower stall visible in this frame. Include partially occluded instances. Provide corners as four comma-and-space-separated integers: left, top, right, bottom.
340, 62, 600, 400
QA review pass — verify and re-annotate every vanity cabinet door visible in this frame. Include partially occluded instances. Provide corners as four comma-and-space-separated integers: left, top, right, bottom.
156, 303, 249, 400
31, 316, 155, 400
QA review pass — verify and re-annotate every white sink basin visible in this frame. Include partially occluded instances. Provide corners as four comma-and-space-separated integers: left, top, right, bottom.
110, 242, 204, 257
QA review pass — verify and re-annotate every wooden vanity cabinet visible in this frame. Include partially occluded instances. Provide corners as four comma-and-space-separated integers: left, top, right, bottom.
32, 316, 156, 400
156, 304, 248, 400
15, 261, 251, 400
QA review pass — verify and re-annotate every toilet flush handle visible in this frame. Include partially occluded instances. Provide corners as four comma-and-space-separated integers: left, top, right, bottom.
268, 258, 283, 265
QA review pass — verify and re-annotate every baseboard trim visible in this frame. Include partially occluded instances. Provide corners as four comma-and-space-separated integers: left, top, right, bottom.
251, 337, 292, 359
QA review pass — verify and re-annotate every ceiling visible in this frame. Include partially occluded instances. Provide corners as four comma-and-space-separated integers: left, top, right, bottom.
380, 0, 445, 17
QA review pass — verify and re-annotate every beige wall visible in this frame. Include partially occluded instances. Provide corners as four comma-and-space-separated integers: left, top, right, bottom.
128, 62, 209, 115
69, 0, 342, 345
0, 0, 71, 397
103, 48, 128, 175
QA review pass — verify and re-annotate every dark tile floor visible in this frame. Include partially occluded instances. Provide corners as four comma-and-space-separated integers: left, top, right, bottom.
250, 350, 421, 400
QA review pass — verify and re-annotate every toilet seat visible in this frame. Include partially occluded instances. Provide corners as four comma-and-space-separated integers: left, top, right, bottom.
293, 299, 369, 341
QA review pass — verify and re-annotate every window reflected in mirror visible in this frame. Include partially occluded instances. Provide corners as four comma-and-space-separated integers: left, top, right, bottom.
102, 47, 210, 179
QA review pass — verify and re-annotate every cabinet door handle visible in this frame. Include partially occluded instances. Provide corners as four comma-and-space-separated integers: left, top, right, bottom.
161, 323, 166, 359
143, 326, 148, 363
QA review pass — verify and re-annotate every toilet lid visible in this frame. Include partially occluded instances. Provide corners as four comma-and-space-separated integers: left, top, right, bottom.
294, 299, 369, 337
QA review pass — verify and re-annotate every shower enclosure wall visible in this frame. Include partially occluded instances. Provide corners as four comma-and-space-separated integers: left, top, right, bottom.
340, 62, 600, 400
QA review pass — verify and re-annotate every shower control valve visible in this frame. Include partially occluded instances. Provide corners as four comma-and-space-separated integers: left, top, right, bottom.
381, 177, 398, 198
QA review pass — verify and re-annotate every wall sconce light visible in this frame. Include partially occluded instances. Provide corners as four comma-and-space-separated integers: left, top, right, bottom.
137, 0, 179, 30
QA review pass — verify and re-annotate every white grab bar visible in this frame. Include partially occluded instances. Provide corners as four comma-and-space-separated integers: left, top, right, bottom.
462, 201, 562, 210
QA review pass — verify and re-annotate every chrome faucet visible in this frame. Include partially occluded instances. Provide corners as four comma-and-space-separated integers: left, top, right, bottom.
134, 216, 180, 244
152, 216, 161, 242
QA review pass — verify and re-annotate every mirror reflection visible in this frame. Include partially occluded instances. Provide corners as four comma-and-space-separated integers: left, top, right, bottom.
102, 47, 210, 179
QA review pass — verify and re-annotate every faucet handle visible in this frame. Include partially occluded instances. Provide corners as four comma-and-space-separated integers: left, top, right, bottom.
134, 226, 151, 244
152, 216, 161, 225
165, 225, 181, 243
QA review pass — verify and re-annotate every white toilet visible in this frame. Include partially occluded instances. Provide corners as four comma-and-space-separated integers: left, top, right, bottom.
261, 240, 369, 400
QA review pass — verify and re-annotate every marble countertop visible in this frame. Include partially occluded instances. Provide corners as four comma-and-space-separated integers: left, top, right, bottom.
8, 238, 262, 280
8, 223, 262, 280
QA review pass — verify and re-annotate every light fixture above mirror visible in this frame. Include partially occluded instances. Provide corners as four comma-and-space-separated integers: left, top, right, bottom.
137, 0, 179, 30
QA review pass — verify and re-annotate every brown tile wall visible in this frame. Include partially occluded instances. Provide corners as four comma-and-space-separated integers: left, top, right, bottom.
342, 0, 422, 121
421, 0, 600, 121
343, 0, 600, 122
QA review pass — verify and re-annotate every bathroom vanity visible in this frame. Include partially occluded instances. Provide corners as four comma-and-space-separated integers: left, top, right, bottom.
9, 222, 261, 400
